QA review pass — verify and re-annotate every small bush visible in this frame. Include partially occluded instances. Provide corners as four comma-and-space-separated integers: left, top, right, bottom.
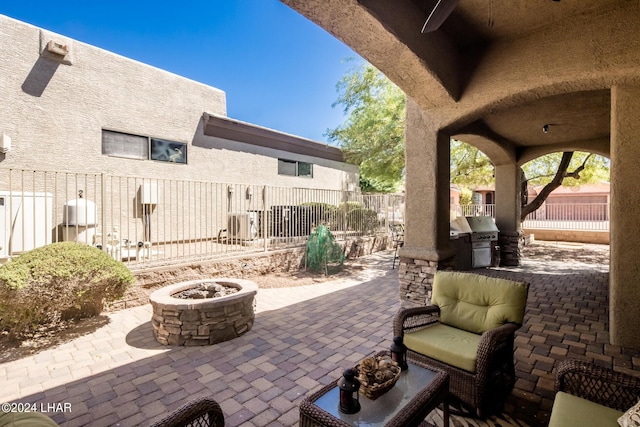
301, 202, 342, 229
0, 242, 134, 336
346, 207, 380, 232
299, 202, 380, 232
341, 201, 363, 212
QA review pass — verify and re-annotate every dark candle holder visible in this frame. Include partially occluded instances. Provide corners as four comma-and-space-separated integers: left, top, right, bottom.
390, 336, 409, 371
338, 368, 361, 414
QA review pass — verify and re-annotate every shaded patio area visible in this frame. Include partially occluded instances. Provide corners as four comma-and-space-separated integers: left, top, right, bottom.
1, 242, 639, 426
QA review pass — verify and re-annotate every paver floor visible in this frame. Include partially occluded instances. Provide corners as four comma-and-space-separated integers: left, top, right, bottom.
1, 244, 639, 427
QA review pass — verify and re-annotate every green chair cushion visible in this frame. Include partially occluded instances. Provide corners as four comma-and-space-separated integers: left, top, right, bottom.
403, 323, 481, 373
0, 412, 59, 427
431, 271, 529, 334
548, 391, 623, 427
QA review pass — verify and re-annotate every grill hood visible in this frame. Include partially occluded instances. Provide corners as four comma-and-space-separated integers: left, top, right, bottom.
450, 216, 473, 233
465, 216, 499, 233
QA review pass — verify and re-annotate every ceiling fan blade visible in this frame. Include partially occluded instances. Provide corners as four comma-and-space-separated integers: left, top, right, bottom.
421, 0, 459, 33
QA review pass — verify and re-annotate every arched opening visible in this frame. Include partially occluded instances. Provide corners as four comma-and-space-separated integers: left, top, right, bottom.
449, 138, 495, 215
520, 150, 611, 245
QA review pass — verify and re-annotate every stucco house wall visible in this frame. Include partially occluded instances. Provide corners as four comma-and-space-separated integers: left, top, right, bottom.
0, 14, 358, 191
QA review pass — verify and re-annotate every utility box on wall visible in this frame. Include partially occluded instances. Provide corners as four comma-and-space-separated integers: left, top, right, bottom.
0, 191, 53, 259
140, 182, 159, 205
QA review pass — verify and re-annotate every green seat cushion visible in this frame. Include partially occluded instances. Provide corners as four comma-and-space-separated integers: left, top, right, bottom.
0, 412, 59, 427
404, 323, 481, 373
432, 271, 529, 334
548, 391, 623, 427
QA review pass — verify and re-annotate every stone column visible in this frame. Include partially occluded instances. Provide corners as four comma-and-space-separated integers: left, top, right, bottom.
610, 85, 640, 349
494, 163, 523, 266
398, 98, 455, 306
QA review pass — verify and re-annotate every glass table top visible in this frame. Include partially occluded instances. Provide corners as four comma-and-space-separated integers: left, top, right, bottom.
312, 362, 439, 427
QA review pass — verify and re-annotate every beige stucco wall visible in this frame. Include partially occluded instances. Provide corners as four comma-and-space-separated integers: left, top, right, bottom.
0, 15, 358, 191
523, 229, 609, 245
610, 85, 640, 348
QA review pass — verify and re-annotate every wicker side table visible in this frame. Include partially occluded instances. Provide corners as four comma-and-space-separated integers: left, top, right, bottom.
300, 352, 449, 427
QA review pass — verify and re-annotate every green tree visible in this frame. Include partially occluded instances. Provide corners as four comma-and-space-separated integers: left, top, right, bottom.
521, 151, 610, 221
326, 62, 610, 210
450, 139, 494, 190
326, 61, 405, 193
522, 151, 609, 187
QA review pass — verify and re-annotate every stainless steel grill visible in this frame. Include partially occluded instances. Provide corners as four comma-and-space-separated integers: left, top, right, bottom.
450, 216, 499, 269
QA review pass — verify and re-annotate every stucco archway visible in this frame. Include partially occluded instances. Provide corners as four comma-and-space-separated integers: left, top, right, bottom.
282, 0, 640, 348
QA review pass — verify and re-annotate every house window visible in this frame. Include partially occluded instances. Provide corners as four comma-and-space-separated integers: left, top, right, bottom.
102, 130, 187, 164
278, 159, 313, 177
151, 138, 187, 163
297, 161, 313, 177
102, 130, 148, 160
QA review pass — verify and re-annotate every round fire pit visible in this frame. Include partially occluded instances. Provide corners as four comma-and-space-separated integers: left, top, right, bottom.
149, 278, 258, 346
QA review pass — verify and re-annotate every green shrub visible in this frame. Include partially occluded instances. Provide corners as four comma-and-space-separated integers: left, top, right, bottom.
0, 242, 134, 335
299, 202, 379, 232
341, 201, 363, 212
301, 202, 342, 229
346, 207, 380, 232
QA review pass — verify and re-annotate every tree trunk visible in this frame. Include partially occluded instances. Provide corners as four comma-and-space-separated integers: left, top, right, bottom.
520, 152, 574, 221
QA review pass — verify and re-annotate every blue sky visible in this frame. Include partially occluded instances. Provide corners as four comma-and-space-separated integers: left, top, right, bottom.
1, 1, 363, 144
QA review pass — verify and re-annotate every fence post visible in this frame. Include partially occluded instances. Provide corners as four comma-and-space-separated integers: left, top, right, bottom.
100, 173, 106, 250
263, 186, 268, 252
342, 191, 348, 242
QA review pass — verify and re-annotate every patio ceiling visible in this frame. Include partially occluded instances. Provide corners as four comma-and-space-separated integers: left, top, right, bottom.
282, 0, 638, 164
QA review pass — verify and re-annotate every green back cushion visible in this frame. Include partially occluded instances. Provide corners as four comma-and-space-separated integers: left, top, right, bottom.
548, 392, 623, 427
431, 271, 529, 334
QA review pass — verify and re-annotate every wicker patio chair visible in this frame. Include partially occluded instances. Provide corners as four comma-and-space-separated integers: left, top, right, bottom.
149, 397, 224, 427
393, 271, 529, 418
549, 359, 640, 426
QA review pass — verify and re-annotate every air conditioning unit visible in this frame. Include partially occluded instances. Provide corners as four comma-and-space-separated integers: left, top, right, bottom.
227, 212, 258, 241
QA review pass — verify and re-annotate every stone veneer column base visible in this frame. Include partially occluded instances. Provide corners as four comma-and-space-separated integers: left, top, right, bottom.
498, 231, 524, 266
398, 256, 455, 307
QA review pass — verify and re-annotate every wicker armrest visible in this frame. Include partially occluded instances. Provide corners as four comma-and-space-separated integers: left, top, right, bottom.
476, 323, 519, 371
393, 305, 441, 336
555, 359, 640, 411
149, 397, 225, 427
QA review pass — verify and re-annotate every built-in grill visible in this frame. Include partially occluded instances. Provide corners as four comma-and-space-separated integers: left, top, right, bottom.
450, 216, 500, 269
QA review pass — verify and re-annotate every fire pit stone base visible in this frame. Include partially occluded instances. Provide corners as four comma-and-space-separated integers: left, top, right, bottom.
149, 278, 258, 346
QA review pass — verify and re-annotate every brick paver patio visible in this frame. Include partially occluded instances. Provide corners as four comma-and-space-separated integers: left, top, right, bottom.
1, 244, 639, 426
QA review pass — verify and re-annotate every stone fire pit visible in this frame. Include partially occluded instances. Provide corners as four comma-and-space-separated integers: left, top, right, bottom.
149, 278, 258, 346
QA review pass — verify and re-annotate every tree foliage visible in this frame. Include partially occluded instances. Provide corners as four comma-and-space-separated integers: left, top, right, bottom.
326, 61, 405, 193
522, 151, 610, 187
450, 139, 494, 189
325, 61, 610, 213
521, 151, 610, 221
